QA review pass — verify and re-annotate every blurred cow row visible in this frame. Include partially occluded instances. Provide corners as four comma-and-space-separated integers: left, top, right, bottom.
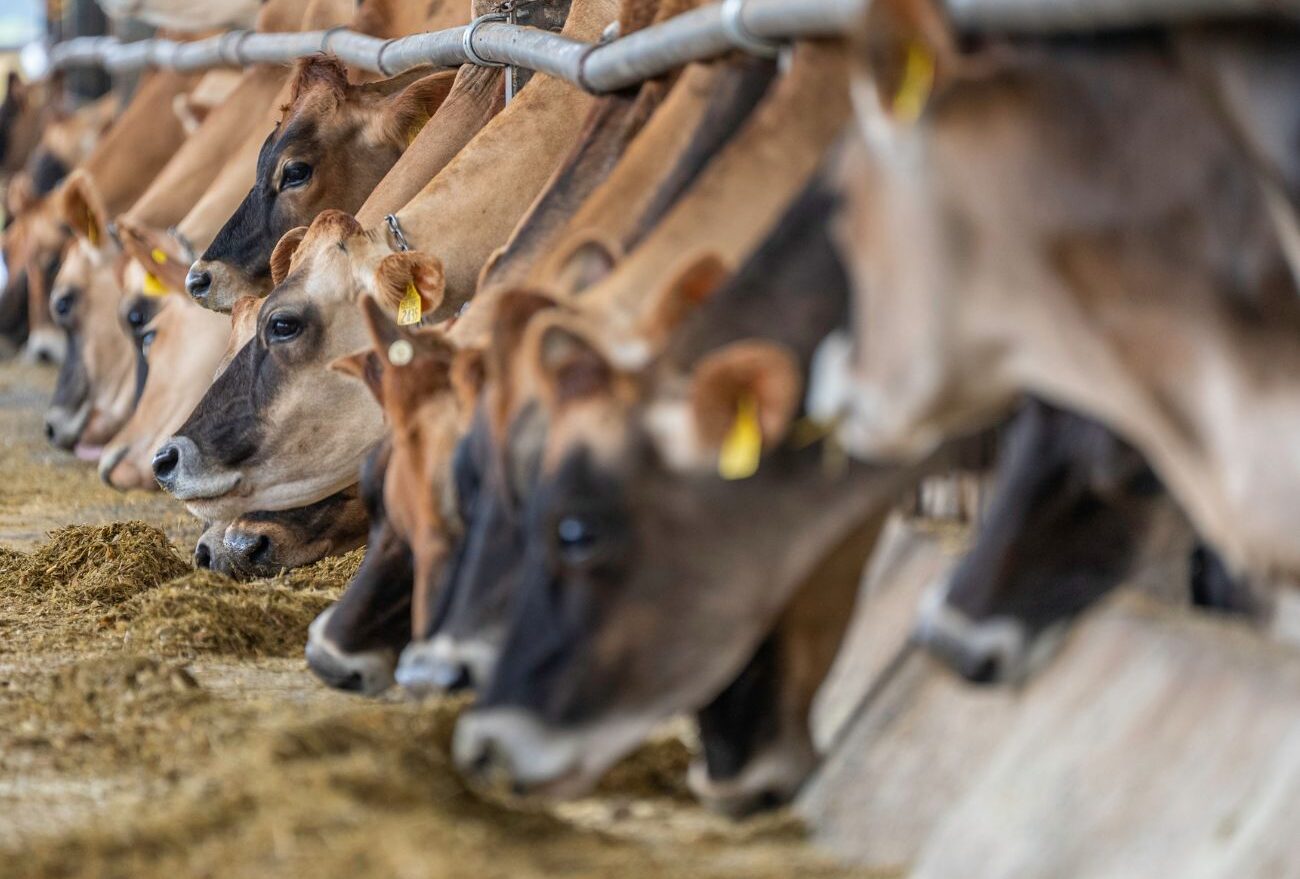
3, 0, 1298, 817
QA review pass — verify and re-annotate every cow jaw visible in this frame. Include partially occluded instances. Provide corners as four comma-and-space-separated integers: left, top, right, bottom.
453, 709, 658, 799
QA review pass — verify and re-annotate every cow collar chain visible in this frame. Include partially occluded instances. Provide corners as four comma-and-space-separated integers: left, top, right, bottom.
385, 214, 412, 252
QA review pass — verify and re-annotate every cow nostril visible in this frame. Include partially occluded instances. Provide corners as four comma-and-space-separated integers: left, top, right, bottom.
965, 654, 1001, 685
246, 534, 271, 563
152, 443, 180, 482
185, 267, 212, 301
44, 422, 55, 441
194, 542, 212, 569
432, 661, 472, 693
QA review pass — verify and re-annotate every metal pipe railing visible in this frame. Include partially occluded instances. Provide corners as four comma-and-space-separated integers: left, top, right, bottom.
45, 0, 1300, 91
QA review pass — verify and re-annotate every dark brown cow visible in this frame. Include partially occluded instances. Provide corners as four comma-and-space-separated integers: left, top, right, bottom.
195, 486, 369, 579
916, 398, 1253, 684
450, 176, 931, 802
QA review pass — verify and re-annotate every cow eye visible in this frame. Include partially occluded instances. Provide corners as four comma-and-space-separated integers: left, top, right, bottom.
279, 162, 312, 191
555, 515, 600, 566
267, 313, 302, 342
52, 291, 75, 320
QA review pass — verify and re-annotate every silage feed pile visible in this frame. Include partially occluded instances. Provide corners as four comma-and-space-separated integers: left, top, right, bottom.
0, 522, 357, 657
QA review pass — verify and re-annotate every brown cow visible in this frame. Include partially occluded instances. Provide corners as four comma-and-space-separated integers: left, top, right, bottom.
450, 177, 925, 803
197, 487, 369, 578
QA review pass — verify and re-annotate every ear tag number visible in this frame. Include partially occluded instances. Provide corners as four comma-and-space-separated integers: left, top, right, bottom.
142, 272, 167, 297
719, 392, 762, 481
893, 41, 935, 124
151, 248, 168, 265
397, 281, 422, 326
388, 339, 414, 366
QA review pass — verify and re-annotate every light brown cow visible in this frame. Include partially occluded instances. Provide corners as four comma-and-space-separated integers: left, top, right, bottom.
810, 0, 1300, 578
43, 174, 137, 455
97, 286, 230, 490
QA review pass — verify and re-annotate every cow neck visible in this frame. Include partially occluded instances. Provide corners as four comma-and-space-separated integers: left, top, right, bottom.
125, 65, 290, 230
583, 41, 850, 333
382, 0, 620, 319
473, 0, 667, 302
82, 69, 199, 218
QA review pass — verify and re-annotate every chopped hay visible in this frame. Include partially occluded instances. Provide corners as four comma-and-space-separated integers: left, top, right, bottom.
19, 522, 190, 608
117, 549, 362, 659
119, 572, 337, 659
5, 701, 860, 879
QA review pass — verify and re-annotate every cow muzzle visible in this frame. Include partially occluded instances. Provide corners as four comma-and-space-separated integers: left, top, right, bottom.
913, 580, 1064, 685
394, 635, 488, 697
304, 607, 397, 696
152, 435, 241, 500
44, 400, 90, 451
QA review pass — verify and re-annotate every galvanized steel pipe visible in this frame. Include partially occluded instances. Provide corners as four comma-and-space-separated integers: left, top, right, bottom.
44, 0, 1300, 89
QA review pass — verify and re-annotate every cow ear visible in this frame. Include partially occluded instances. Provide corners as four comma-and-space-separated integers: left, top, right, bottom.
269, 226, 308, 286
689, 341, 802, 480
639, 251, 729, 349
286, 55, 349, 111
59, 170, 108, 248
115, 218, 189, 291
373, 251, 444, 323
532, 318, 615, 411
378, 70, 457, 145
451, 347, 487, 414
553, 233, 622, 296
859, 0, 958, 125
330, 348, 386, 405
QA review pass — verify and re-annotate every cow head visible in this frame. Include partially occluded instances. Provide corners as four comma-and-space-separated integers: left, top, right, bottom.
186, 56, 455, 311
154, 211, 407, 520
450, 315, 913, 801
394, 290, 557, 695
305, 438, 415, 695
203, 486, 369, 580
43, 172, 136, 458
914, 400, 1167, 684
98, 288, 230, 491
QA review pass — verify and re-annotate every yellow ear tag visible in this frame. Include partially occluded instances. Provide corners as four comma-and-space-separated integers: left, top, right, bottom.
397, 281, 422, 326
718, 392, 763, 481
151, 248, 168, 265
142, 272, 168, 297
892, 41, 936, 124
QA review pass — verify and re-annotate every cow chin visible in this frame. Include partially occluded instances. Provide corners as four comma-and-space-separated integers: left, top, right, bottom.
452, 708, 658, 800
687, 741, 817, 819
184, 470, 356, 523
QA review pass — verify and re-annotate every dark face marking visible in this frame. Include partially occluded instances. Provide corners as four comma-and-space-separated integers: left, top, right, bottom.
28, 149, 69, 197
173, 291, 324, 468
322, 440, 415, 656
427, 402, 545, 655
941, 400, 1163, 641
200, 119, 324, 282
